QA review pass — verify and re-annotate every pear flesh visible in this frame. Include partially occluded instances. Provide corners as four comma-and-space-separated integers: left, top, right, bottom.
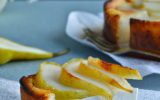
34, 57, 139, 100
64, 60, 113, 94
35, 62, 94, 99
89, 65, 133, 92
78, 62, 133, 93
60, 59, 138, 100
133, 0, 160, 18
40, 63, 76, 91
60, 59, 115, 100
87, 56, 142, 80
0, 37, 51, 54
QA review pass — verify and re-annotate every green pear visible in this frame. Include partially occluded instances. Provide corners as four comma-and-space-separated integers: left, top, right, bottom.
0, 37, 69, 65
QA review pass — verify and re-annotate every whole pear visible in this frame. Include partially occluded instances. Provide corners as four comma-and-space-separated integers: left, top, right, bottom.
0, 37, 69, 65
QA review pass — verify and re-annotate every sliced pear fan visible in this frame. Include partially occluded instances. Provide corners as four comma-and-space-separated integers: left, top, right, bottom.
35, 62, 94, 99
78, 62, 133, 93
59, 59, 114, 100
143, 2, 160, 11
0, 37, 69, 65
147, 10, 160, 20
87, 56, 142, 80
132, 0, 143, 8
21, 58, 140, 100
132, 0, 160, 17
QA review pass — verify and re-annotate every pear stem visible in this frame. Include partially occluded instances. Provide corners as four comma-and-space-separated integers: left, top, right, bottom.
52, 48, 70, 57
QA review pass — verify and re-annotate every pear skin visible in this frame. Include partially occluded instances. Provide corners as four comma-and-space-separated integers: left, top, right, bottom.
88, 56, 142, 80
59, 59, 114, 100
35, 62, 94, 99
0, 37, 69, 65
0, 49, 13, 65
78, 62, 133, 93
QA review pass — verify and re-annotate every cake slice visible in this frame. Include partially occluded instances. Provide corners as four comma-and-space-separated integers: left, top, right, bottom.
130, 18, 160, 55
103, 8, 148, 44
20, 75, 55, 100
103, 0, 160, 45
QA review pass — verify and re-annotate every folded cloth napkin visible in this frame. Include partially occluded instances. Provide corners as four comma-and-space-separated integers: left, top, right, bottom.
66, 11, 160, 78
0, 78, 20, 100
0, 77, 160, 100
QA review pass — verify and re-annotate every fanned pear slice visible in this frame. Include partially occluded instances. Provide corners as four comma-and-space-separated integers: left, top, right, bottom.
143, 2, 160, 12
88, 56, 142, 80
78, 62, 133, 93
131, 0, 143, 8
59, 59, 114, 100
35, 62, 94, 99
149, 11, 160, 19
0, 37, 69, 65
131, 0, 160, 17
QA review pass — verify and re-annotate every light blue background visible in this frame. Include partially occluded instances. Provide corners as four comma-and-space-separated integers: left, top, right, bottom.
0, 1, 159, 91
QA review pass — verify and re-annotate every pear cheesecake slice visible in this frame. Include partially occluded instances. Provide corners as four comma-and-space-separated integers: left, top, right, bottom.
20, 56, 141, 100
104, 0, 160, 45
0, 37, 69, 65
104, 8, 148, 44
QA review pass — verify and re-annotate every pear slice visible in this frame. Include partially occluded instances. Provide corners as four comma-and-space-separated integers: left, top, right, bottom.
147, 11, 160, 19
87, 56, 142, 80
78, 62, 133, 93
59, 59, 114, 100
35, 62, 94, 99
132, 0, 160, 17
132, 0, 143, 8
143, 2, 160, 12
0, 37, 69, 65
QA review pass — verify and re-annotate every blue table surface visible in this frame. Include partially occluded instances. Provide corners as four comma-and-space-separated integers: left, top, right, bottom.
0, 1, 159, 91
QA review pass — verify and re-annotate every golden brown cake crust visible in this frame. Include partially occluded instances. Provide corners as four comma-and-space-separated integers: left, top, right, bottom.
103, 0, 125, 44
104, 0, 124, 10
125, 0, 133, 3
130, 18, 160, 54
103, 9, 121, 44
20, 75, 53, 100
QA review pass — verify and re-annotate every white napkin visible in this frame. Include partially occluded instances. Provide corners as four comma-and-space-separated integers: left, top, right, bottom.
0, 77, 160, 100
0, 78, 20, 100
66, 11, 160, 78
